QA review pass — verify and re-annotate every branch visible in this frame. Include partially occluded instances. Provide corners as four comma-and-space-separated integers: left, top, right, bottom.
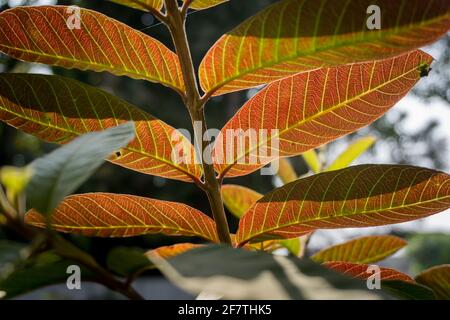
164, 0, 232, 245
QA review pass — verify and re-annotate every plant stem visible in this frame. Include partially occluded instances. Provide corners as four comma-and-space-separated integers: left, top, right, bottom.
165, 0, 232, 245
52, 234, 144, 300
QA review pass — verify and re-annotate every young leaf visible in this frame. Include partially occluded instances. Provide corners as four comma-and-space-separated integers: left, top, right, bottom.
302, 150, 322, 174
326, 136, 376, 171
213, 51, 432, 178
0, 6, 184, 92
221, 185, 262, 218
311, 235, 407, 264
109, 0, 163, 11
149, 245, 383, 299
236, 165, 450, 245
25, 193, 219, 242
277, 158, 297, 184
0, 251, 93, 299
0, 74, 202, 182
146, 243, 202, 260
415, 265, 450, 300
27, 123, 135, 215
199, 0, 450, 96
323, 262, 414, 282
190, 0, 228, 10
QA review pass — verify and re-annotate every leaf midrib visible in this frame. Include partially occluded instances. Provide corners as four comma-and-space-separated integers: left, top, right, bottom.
204, 11, 445, 94
0, 44, 183, 92
0, 105, 200, 180
239, 194, 450, 243
29, 221, 214, 241
219, 54, 425, 176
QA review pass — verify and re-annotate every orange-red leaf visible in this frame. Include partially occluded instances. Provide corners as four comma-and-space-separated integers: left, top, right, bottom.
324, 262, 414, 283
415, 265, 450, 300
0, 73, 201, 182
25, 193, 219, 242
311, 235, 407, 264
147, 243, 202, 259
199, 0, 450, 96
213, 51, 432, 178
236, 165, 450, 245
221, 185, 262, 218
0, 6, 184, 93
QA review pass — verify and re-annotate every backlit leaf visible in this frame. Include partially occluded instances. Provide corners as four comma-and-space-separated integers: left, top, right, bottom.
25, 193, 219, 242
311, 235, 407, 264
147, 243, 202, 259
302, 150, 322, 174
416, 265, 450, 299
213, 51, 432, 178
0, 74, 202, 182
236, 165, 450, 245
27, 123, 135, 215
199, 0, 450, 96
326, 136, 376, 171
109, 0, 163, 11
324, 262, 414, 282
190, 0, 228, 10
0, 6, 184, 92
221, 184, 262, 218
277, 158, 297, 184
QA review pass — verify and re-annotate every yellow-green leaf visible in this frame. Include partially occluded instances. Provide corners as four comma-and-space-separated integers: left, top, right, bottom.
25, 193, 219, 242
0, 6, 184, 93
221, 185, 262, 218
190, 0, 228, 10
199, 0, 450, 96
311, 235, 407, 264
326, 136, 376, 171
109, 0, 163, 11
302, 150, 322, 174
0, 74, 202, 182
416, 265, 450, 300
236, 165, 450, 245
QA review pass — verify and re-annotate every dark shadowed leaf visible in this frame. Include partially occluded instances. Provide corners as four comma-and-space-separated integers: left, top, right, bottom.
26, 123, 135, 215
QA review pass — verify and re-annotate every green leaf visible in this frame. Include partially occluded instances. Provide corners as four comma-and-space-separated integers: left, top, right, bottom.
416, 265, 450, 299
26, 123, 135, 215
0, 251, 93, 299
326, 136, 376, 171
382, 280, 436, 300
0, 241, 27, 276
107, 247, 153, 277
149, 245, 384, 299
